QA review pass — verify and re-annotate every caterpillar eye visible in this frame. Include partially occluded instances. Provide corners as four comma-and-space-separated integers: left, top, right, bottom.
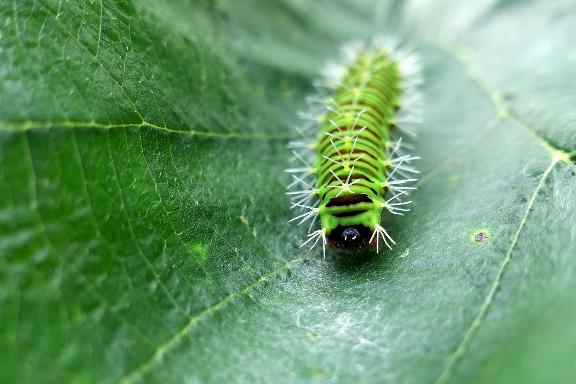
340, 227, 362, 246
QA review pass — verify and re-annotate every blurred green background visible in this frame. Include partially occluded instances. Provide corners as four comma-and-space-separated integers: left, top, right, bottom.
1, 0, 575, 383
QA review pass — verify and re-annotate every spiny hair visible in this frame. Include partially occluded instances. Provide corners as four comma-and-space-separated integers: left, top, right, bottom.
287, 37, 422, 257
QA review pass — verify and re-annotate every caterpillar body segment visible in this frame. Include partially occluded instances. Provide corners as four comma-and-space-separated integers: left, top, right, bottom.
287, 38, 422, 256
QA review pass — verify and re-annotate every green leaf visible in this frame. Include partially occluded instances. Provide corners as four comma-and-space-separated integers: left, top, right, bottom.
1, 1, 575, 383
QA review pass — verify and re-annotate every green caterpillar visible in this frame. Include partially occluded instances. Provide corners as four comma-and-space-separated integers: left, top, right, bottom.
287, 38, 421, 255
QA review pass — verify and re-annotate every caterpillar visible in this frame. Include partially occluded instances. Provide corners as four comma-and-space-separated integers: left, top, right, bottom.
287, 38, 422, 256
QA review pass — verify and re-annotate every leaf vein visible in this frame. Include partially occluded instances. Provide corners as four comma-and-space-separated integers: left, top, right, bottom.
433, 159, 558, 384
104, 131, 189, 316
118, 252, 309, 384
96, 0, 103, 58
134, 130, 235, 298
439, 41, 574, 167
21, 132, 155, 347
0, 120, 296, 140
37, 1, 145, 121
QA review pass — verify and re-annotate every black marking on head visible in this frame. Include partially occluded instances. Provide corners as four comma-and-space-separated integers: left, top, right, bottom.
326, 193, 372, 207
328, 225, 372, 250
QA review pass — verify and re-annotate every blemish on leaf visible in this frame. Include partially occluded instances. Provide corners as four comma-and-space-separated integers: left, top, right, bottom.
239, 214, 257, 238
188, 243, 207, 264
471, 228, 490, 243
399, 248, 410, 258
200, 66, 207, 84
313, 367, 325, 378
280, 81, 293, 98
449, 173, 461, 183
475, 232, 488, 242
306, 331, 320, 341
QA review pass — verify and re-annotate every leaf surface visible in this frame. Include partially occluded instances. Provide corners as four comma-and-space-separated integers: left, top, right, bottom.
1, 1, 575, 383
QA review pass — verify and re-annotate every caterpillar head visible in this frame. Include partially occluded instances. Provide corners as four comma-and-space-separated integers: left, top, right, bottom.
328, 225, 372, 250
